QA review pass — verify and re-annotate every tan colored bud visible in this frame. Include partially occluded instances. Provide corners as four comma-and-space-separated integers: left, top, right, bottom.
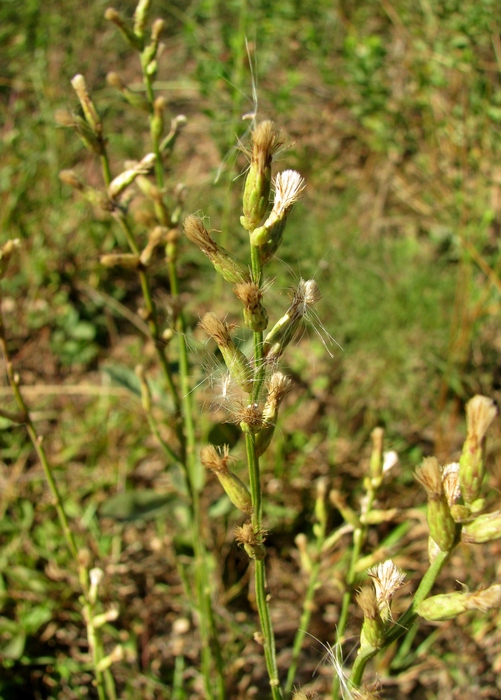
71, 74, 102, 136
200, 313, 254, 394
160, 115, 188, 154
233, 280, 268, 332
184, 215, 250, 285
415, 457, 458, 552
59, 169, 84, 191
235, 521, 266, 560
108, 153, 156, 199
369, 427, 384, 482
255, 372, 292, 456
459, 395, 497, 506
105, 7, 143, 50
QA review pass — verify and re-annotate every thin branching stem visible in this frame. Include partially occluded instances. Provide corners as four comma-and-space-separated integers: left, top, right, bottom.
285, 523, 327, 696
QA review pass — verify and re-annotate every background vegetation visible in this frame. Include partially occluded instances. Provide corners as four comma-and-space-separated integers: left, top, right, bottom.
2, 0, 501, 697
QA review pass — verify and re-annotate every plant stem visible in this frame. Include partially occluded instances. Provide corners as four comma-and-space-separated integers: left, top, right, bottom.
245, 432, 283, 700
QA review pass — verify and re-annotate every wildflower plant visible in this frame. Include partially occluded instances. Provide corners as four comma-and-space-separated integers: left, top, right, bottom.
186, 120, 319, 699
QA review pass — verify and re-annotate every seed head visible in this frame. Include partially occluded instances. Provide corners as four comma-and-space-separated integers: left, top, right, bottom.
367, 560, 406, 621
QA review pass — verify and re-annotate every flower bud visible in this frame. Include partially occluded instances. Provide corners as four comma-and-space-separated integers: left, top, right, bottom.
201, 445, 252, 514
417, 584, 501, 621
241, 121, 283, 232
108, 153, 156, 200
369, 427, 384, 484
199, 313, 254, 394
249, 170, 306, 264
160, 115, 187, 154
151, 97, 165, 142
357, 587, 385, 649
100, 253, 141, 270
133, 0, 151, 41
459, 395, 497, 506
255, 372, 292, 456
235, 521, 266, 560
233, 281, 268, 332
415, 457, 458, 552
105, 7, 143, 50
184, 216, 250, 285
0, 239, 20, 279
264, 279, 320, 360
462, 509, 501, 544
71, 74, 102, 137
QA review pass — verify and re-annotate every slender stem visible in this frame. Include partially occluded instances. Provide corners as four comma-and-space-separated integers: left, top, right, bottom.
349, 548, 450, 688
245, 432, 282, 699
285, 527, 326, 697
332, 484, 377, 699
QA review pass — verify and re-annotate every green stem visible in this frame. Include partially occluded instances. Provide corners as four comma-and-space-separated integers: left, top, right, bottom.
349, 548, 450, 688
245, 432, 282, 699
284, 530, 326, 697
332, 484, 377, 699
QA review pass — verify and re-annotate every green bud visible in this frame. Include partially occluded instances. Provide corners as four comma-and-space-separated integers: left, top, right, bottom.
264, 279, 320, 360
133, 0, 151, 40
415, 458, 458, 552
462, 509, 501, 544
216, 470, 252, 514
241, 121, 282, 231
418, 584, 501, 621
